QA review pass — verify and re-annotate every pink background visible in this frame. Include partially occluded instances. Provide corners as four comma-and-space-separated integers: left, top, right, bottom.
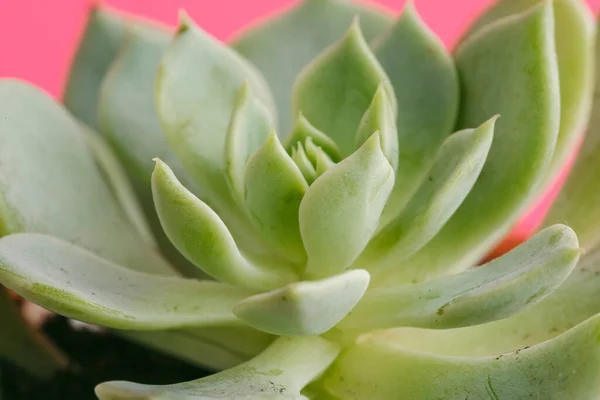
1, 0, 599, 253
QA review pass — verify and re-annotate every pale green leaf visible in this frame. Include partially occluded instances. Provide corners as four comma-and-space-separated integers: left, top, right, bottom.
225, 83, 273, 207
466, 0, 596, 185
234, 270, 370, 336
0, 233, 251, 330
97, 21, 208, 279
98, 20, 197, 189
544, 17, 600, 251
300, 133, 394, 279
324, 313, 600, 400
359, 117, 496, 272
245, 132, 308, 266
0, 287, 66, 378
373, 2, 459, 223
284, 114, 341, 161
340, 225, 579, 331
313, 147, 336, 178
302, 138, 337, 178
64, 5, 128, 129
291, 144, 318, 185
377, 243, 600, 362
96, 336, 340, 400
118, 326, 274, 371
156, 12, 275, 216
393, 3, 560, 282
292, 20, 396, 155
152, 159, 298, 290
233, 0, 392, 133
80, 123, 156, 248
355, 84, 399, 171
0, 79, 173, 275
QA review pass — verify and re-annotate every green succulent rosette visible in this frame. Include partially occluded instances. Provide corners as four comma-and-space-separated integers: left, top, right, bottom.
0, 0, 599, 399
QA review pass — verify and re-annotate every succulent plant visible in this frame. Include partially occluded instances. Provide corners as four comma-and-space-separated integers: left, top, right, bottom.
1, 0, 600, 398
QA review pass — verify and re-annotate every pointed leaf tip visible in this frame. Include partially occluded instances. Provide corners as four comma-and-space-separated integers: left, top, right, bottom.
393, 0, 560, 281
244, 129, 308, 266
292, 16, 395, 155
300, 131, 394, 279
152, 160, 298, 290
345, 225, 580, 331
355, 84, 399, 171
176, 9, 193, 34
362, 116, 496, 275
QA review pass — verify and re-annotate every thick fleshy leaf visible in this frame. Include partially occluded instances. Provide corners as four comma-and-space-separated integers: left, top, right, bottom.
96, 336, 340, 400
0, 287, 67, 378
98, 21, 196, 188
313, 147, 336, 177
355, 84, 398, 171
284, 115, 341, 161
544, 21, 600, 251
373, 3, 459, 222
245, 132, 308, 266
234, 270, 370, 336
0, 79, 173, 275
291, 144, 318, 185
63, 5, 127, 129
156, 12, 275, 218
97, 21, 208, 279
466, 0, 596, 185
325, 244, 600, 399
0, 234, 251, 330
300, 133, 394, 279
340, 225, 579, 331
118, 326, 274, 371
233, 0, 392, 133
225, 83, 273, 206
386, 242, 600, 362
393, 3, 560, 282
152, 159, 298, 290
324, 314, 600, 400
292, 21, 396, 155
81, 124, 155, 248
359, 117, 496, 272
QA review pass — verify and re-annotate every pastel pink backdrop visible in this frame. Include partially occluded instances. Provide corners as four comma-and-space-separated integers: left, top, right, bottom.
1, 0, 599, 255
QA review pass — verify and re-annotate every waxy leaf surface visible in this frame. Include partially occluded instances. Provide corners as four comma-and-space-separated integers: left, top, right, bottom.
152, 160, 298, 290
233, 0, 392, 133
361, 117, 496, 271
285, 115, 341, 162
341, 225, 579, 331
374, 3, 459, 222
225, 84, 273, 207
234, 270, 370, 336
300, 134, 394, 279
117, 325, 273, 371
355, 84, 399, 171
97, 336, 339, 400
292, 21, 396, 156
544, 18, 600, 251
393, 3, 560, 282
467, 0, 596, 184
0, 234, 251, 330
98, 20, 208, 278
64, 6, 128, 129
245, 132, 308, 266
325, 314, 600, 400
0, 80, 173, 274
156, 13, 274, 215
